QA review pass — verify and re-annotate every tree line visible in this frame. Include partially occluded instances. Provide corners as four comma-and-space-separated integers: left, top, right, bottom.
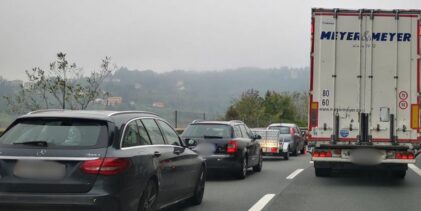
225, 89, 308, 128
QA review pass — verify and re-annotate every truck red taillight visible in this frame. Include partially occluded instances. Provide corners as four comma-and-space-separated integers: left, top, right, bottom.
80, 158, 130, 175
313, 151, 332, 158
395, 152, 415, 160
227, 141, 238, 154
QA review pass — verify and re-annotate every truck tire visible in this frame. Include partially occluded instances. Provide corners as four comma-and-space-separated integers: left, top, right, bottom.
315, 168, 331, 177
391, 170, 406, 179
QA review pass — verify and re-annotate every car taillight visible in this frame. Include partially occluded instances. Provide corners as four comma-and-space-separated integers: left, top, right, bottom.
271, 147, 278, 153
80, 158, 130, 176
227, 141, 238, 154
313, 151, 320, 157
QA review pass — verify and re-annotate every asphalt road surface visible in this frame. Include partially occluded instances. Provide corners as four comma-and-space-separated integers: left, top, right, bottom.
167, 152, 421, 211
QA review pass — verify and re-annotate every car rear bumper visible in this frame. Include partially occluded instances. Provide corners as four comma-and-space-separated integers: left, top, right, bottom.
203, 154, 241, 170
0, 192, 119, 211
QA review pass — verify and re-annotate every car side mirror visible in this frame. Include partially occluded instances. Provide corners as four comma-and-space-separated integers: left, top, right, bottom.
253, 134, 262, 140
186, 139, 198, 146
301, 131, 306, 136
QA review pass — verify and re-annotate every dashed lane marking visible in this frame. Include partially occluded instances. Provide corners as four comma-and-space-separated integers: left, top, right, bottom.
286, 168, 304, 180
408, 164, 421, 176
248, 194, 276, 211
309, 161, 314, 164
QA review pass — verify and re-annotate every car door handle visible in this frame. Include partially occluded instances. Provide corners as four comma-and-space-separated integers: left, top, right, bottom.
153, 151, 161, 158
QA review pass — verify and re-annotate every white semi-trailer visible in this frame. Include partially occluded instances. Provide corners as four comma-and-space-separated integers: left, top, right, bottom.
309, 8, 421, 178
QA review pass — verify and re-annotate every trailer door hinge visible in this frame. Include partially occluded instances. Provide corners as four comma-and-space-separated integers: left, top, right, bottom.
394, 9, 400, 20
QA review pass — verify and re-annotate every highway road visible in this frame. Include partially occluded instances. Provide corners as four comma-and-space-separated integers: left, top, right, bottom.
167, 152, 421, 211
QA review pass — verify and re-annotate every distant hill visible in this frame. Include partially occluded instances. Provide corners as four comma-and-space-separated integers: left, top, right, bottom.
0, 67, 309, 127
103, 67, 309, 116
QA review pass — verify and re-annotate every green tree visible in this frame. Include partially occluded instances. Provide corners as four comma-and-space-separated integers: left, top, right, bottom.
225, 89, 308, 127
4, 53, 115, 113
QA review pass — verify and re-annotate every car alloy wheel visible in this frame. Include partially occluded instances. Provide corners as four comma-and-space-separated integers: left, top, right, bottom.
139, 181, 158, 211
253, 153, 263, 172
191, 167, 206, 205
237, 158, 247, 179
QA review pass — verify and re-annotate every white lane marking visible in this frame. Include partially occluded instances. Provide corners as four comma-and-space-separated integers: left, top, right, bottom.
248, 194, 276, 211
309, 161, 314, 164
408, 164, 421, 176
286, 168, 304, 180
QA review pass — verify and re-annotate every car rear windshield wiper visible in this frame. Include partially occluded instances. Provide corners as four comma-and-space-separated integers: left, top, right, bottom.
13, 140, 49, 147
203, 135, 223, 139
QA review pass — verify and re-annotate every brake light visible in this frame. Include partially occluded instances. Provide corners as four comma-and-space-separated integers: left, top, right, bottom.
408, 153, 415, 159
227, 141, 238, 154
271, 147, 278, 153
81, 158, 130, 176
313, 151, 331, 158
394, 152, 415, 160
326, 151, 332, 157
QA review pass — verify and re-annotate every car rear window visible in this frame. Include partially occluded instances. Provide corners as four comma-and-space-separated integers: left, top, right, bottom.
182, 124, 232, 138
0, 118, 109, 149
268, 126, 291, 134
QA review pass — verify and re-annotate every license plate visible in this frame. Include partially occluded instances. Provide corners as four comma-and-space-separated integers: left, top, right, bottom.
14, 160, 66, 180
350, 149, 382, 165
195, 143, 216, 155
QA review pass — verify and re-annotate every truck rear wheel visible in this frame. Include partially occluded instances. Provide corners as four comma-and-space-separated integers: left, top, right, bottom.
315, 168, 331, 177
391, 170, 406, 179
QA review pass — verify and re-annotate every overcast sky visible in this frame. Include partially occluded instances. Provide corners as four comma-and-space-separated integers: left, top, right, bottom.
1, 0, 420, 80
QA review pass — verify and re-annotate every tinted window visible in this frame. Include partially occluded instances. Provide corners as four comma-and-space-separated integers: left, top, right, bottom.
0, 118, 108, 149
233, 126, 242, 138
122, 121, 142, 147
157, 120, 181, 145
239, 125, 250, 138
268, 126, 291, 134
136, 120, 152, 145
244, 125, 253, 137
142, 119, 166, 145
182, 124, 232, 138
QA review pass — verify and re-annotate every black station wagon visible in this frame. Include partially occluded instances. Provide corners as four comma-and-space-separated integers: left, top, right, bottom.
0, 110, 206, 211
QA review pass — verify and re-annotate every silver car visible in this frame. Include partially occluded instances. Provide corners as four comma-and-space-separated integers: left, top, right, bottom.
267, 123, 306, 156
